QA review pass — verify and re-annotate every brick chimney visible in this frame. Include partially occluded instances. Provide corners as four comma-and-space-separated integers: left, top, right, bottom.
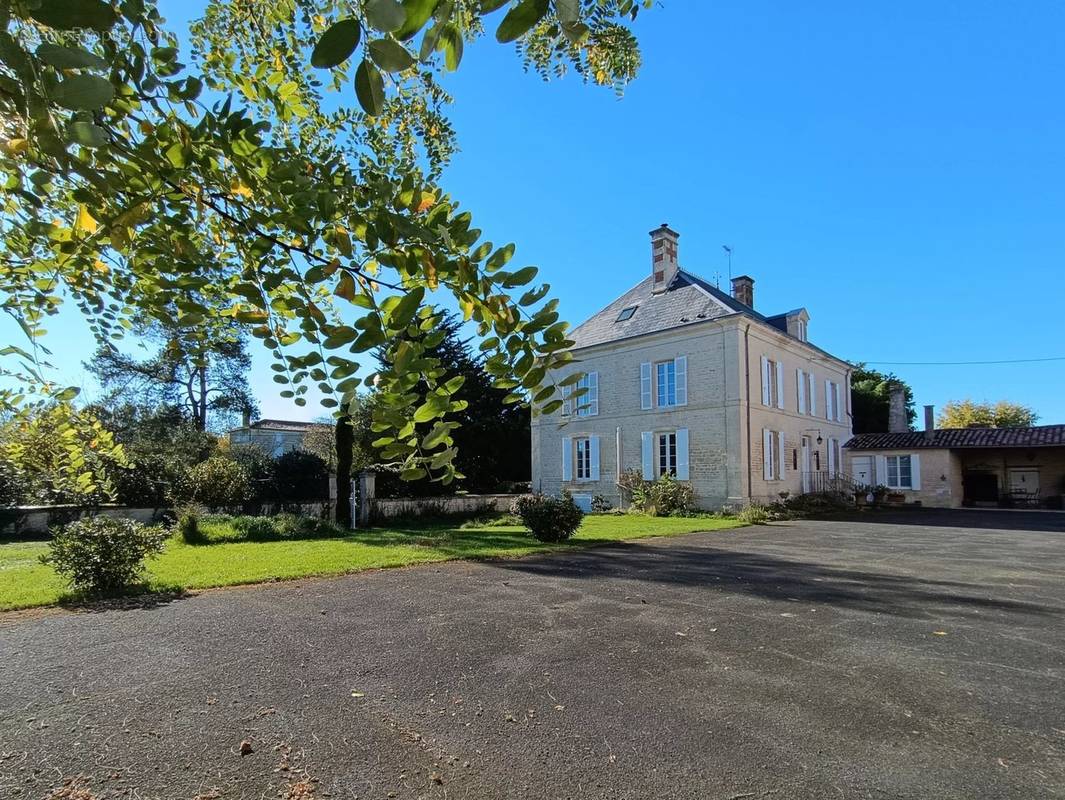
650, 224, 679, 293
887, 384, 908, 433
731, 275, 754, 308
924, 404, 935, 440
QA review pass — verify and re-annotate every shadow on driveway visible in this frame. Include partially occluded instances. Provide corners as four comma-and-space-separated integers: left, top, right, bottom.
814, 508, 1065, 532
493, 540, 1061, 620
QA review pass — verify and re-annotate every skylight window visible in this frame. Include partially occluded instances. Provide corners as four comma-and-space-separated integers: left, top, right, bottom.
616, 305, 638, 322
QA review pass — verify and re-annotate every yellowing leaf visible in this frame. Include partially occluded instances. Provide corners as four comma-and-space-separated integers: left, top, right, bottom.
416, 193, 436, 213
3, 138, 29, 154
230, 179, 253, 199
75, 205, 98, 235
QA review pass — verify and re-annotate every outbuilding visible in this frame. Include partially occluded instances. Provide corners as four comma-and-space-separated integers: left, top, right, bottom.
844, 420, 1065, 510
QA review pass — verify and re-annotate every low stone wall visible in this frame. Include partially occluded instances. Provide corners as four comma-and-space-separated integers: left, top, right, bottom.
370, 493, 524, 522
1, 501, 332, 537
0, 505, 166, 537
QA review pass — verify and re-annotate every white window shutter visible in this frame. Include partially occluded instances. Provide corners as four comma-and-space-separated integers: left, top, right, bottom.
762, 428, 773, 480
588, 371, 599, 416
676, 428, 690, 480
561, 437, 572, 482
640, 362, 652, 410
834, 382, 842, 422
825, 379, 833, 420
590, 436, 601, 481
675, 356, 688, 406
760, 356, 771, 405
827, 437, 836, 472
874, 455, 888, 486
797, 369, 807, 414
562, 384, 572, 416
910, 453, 921, 490
641, 431, 654, 479
775, 361, 785, 409
777, 431, 786, 479
808, 374, 816, 416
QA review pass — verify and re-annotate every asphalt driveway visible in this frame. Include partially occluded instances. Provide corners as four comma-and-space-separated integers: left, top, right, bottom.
1, 511, 1063, 799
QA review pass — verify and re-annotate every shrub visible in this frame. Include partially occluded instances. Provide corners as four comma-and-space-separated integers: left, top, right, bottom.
590, 494, 613, 513
173, 456, 251, 511
229, 512, 345, 542
623, 472, 695, 516
736, 504, 772, 525
227, 444, 276, 501
514, 492, 584, 543
42, 516, 167, 596
175, 504, 204, 544
271, 450, 330, 502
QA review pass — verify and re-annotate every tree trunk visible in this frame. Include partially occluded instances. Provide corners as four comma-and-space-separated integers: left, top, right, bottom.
195, 364, 208, 431
335, 415, 354, 527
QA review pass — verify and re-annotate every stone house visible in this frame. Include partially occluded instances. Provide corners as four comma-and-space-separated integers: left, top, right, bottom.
227, 415, 318, 456
844, 405, 1065, 509
530, 224, 854, 511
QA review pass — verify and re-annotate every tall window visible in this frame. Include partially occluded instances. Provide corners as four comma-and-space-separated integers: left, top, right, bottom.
656, 361, 677, 407
886, 455, 912, 489
575, 372, 598, 417
575, 438, 592, 480
657, 432, 677, 477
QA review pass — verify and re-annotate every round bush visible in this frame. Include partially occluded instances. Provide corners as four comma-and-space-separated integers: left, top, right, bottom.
43, 516, 167, 596
174, 456, 252, 511
514, 493, 584, 543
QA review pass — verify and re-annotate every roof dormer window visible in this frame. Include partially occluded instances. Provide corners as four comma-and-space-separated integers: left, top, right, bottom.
616, 305, 638, 322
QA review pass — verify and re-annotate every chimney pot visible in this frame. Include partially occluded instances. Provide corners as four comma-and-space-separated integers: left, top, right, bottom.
649, 224, 680, 293
731, 275, 755, 308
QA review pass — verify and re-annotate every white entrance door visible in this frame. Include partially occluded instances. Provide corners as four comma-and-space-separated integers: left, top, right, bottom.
801, 436, 812, 493
851, 455, 873, 487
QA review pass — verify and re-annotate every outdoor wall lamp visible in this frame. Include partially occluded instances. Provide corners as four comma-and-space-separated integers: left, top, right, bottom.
803, 428, 824, 445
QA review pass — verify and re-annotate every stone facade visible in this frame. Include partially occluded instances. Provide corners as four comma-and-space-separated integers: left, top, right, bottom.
228, 419, 319, 455
531, 314, 852, 510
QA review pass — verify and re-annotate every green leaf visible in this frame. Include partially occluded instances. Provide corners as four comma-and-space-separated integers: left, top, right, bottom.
501, 265, 538, 288
54, 74, 114, 111
396, 0, 440, 40
495, 0, 549, 43
366, 0, 408, 32
311, 19, 361, 68
481, 0, 509, 12
368, 38, 415, 72
440, 24, 463, 71
35, 43, 107, 70
30, 0, 118, 31
386, 286, 425, 330
68, 121, 106, 148
355, 58, 385, 115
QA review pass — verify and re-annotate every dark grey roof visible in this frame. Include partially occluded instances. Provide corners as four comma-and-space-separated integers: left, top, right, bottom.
845, 425, 1065, 451
568, 269, 826, 354
248, 419, 317, 432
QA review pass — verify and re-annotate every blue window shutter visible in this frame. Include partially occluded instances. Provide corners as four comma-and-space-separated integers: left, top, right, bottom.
561, 437, 572, 482
675, 356, 688, 406
640, 362, 652, 410
676, 428, 690, 480
590, 436, 601, 481
641, 431, 654, 479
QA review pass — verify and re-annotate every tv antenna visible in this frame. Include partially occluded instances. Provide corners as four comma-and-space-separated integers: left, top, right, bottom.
722, 245, 733, 281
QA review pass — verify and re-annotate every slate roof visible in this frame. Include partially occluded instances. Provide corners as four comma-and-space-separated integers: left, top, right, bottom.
567, 269, 829, 359
247, 418, 318, 432
845, 425, 1065, 451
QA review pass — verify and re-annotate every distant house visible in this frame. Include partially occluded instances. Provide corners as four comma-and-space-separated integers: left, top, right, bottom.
844, 405, 1065, 509
530, 224, 854, 511
228, 415, 318, 456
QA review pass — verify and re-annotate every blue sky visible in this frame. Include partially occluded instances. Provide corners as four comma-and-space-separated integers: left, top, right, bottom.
20, 0, 1065, 424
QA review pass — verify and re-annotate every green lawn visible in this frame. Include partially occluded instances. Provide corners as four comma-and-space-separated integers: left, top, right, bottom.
0, 515, 744, 611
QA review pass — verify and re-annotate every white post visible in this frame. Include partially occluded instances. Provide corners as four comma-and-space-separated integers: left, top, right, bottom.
357, 471, 376, 528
